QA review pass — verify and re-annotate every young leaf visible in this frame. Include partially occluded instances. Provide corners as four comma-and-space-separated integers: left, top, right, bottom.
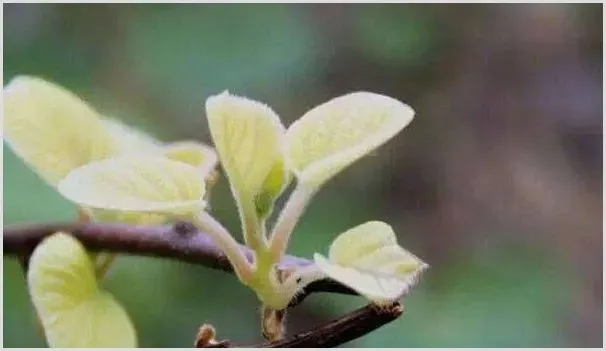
102, 117, 164, 155
206, 91, 289, 249
2, 76, 116, 185
163, 140, 219, 179
285, 92, 414, 188
91, 209, 168, 226
255, 157, 292, 219
313, 221, 427, 305
57, 156, 206, 215
28, 232, 137, 347
206, 91, 287, 201
104, 120, 219, 184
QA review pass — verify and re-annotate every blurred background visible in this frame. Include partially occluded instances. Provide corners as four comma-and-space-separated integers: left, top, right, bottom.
3, 3, 602, 347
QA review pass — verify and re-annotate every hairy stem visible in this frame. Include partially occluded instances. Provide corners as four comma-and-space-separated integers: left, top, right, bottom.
237, 195, 266, 254
191, 212, 253, 283
268, 185, 315, 261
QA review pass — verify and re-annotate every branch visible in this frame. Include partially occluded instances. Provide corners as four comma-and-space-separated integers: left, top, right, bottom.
199, 302, 403, 348
5, 222, 406, 347
3, 221, 356, 304
253, 302, 403, 347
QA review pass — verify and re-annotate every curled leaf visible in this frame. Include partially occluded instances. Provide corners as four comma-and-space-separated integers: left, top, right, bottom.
28, 232, 137, 347
57, 156, 206, 216
313, 221, 427, 305
2, 76, 116, 185
255, 157, 292, 219
285, 92, 414, 188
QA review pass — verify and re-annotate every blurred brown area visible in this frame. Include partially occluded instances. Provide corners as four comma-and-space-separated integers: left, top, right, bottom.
3, 3, 602, 347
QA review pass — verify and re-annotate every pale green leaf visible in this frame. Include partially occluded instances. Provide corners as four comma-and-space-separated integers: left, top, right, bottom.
28, 232, 137, 347
328, 221, 397, 266
206, 91, 285, 197
206, 91, 287, 224
2, 76, 117, 186
101, 117, 164, 155
163, 140, 219, 179
285, 92, 414, 188
57, 156, 206, 215
90, 208, 169, 226
314, 221, 427, 305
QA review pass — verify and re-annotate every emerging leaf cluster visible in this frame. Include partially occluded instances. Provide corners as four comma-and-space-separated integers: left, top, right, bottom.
3, 76, 428, 346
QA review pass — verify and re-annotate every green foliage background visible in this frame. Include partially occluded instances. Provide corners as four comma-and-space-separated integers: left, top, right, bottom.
3, 4, 602, 347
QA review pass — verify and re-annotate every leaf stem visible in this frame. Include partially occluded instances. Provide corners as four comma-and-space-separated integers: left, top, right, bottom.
191, 211, 253, 283
238, 196, 266, 254
268, 185, 315, 261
